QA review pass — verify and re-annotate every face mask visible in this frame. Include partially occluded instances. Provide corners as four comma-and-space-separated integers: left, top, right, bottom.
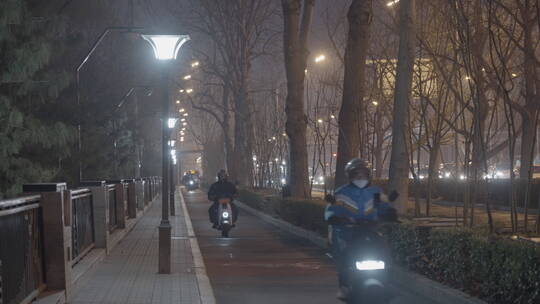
353, 179, 369, 188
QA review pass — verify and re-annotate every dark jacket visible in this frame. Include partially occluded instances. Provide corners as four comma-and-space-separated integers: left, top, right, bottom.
208, 180, 237, 202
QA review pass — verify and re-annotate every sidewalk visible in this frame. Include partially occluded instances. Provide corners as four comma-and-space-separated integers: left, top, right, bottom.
69, 190, 214, 304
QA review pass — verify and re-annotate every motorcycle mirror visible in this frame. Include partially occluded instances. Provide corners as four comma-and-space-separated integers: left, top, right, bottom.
325, 194, 336, 204
388, 190, 399, 202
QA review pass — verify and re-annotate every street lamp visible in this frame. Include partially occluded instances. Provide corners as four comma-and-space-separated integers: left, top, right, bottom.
314, 54, 326, 63
167, 116, 179, 217
143, 33, 190, 274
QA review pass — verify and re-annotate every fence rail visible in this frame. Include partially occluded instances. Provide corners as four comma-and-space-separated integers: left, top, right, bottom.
71, 189, 94, 264
0, 196, 44, 304
107, 185, 118, 232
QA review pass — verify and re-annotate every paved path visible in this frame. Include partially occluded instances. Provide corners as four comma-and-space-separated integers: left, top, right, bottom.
183, 190, 432, 304
70, 192, 208, 304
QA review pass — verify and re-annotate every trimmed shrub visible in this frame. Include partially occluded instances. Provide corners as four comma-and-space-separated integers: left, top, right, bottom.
382, 224, 540, 303
374, 178, 540, 209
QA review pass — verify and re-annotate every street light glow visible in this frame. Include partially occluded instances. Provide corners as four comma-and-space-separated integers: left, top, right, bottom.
317, 119, 323, 123
176, 100, 180, 104
142, 35, 190, 60
191, 61, 200, 67
183, 113, 188, 116
167, 118, 178, 129
186, 88, 193, 93
387, 0, 400, 6
179, 108, 185, 112
314, 54, 326, 63
183, 75, 192, 80
181, 118, 186, 122
180, 137, 185, 142
182, 122, 187, 126
372, 101, 379, 106
179, 89, 185, 93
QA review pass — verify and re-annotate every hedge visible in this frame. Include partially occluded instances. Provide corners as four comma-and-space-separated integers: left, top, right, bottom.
238, 188, 540, 304
371, 178, 540, 210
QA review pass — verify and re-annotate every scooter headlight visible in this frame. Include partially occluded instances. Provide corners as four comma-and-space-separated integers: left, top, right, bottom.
222, 211, 229, 218
355, 260, 385, 271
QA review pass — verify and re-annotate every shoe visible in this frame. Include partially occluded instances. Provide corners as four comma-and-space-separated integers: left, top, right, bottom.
336, 286, 349, 301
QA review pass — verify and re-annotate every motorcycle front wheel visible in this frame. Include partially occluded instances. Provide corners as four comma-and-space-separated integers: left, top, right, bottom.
221, 225, 230, 238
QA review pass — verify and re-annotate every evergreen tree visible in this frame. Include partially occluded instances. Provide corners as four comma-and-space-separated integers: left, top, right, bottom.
0, 0, 76, 198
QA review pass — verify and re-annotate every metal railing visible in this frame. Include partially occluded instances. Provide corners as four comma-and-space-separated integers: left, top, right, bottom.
107, 185, 118, 232
0, 196, 45, 304
0, 176, 161, 304
71, 189, 94, 264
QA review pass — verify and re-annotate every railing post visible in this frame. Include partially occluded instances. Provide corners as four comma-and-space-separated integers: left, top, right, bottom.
80, 181, 110, 253
135, 178, 144, 214
23, 183, 72, 298
106, 180, 126, 229
126, 179, 137, 218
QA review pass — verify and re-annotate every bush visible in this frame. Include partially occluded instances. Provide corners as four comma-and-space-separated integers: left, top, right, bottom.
237, 188, 328, 236
382, 224, 540, 303
239, 188, 540, 303
373, 178, 540, 209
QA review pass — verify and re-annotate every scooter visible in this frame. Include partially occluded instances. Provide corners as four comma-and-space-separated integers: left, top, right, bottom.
326, 192, 398, 304
217, 197, 234, 238
186, 179, 199, 191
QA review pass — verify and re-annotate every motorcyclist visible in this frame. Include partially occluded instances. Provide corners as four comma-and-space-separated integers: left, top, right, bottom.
208, 169, 238, 228
325, 158, 397, 300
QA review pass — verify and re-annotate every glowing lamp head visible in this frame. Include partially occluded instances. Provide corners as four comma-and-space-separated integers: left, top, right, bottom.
142, 34, 190, 60
167, 118, 178, 129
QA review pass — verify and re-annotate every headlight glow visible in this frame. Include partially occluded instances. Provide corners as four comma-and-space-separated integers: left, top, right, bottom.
222, 211, 229, 218
355, 260, 385, 271
189, 181, 194, 185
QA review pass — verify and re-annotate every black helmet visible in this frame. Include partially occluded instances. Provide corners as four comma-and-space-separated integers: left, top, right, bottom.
344, 158, 370, 179
217, 169, 228, 181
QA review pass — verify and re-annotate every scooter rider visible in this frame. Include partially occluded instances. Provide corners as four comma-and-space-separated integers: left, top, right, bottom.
208, 169, 238, 228
325, 158, 397, 300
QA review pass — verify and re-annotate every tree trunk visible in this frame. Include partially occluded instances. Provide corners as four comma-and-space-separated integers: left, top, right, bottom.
222, 85, 235, 179
426, 142, 440, 216
519, 1, 537, 180
335, 0, 373, 188
233, 84, 253, 186
282, 0, 315, 198
388, 0, 415, 213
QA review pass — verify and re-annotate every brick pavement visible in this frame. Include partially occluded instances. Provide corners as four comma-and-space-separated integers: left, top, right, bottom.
69, 191, 209, 304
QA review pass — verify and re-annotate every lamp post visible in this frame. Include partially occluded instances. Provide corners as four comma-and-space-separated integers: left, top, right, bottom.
167, 118, 178, 216
142, 34, 190, 274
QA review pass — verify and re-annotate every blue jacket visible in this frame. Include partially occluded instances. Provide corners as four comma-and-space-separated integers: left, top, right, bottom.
325, 183, 389, 222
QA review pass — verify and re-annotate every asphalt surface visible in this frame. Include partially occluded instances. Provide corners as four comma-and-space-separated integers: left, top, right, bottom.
183, 190, 432, 304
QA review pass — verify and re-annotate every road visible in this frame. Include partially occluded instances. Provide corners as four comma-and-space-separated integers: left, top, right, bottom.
183, 190, 432, 304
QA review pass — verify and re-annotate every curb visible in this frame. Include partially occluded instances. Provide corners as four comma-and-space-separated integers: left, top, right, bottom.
178, 189, 216, 304
235, 200, 485, 304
